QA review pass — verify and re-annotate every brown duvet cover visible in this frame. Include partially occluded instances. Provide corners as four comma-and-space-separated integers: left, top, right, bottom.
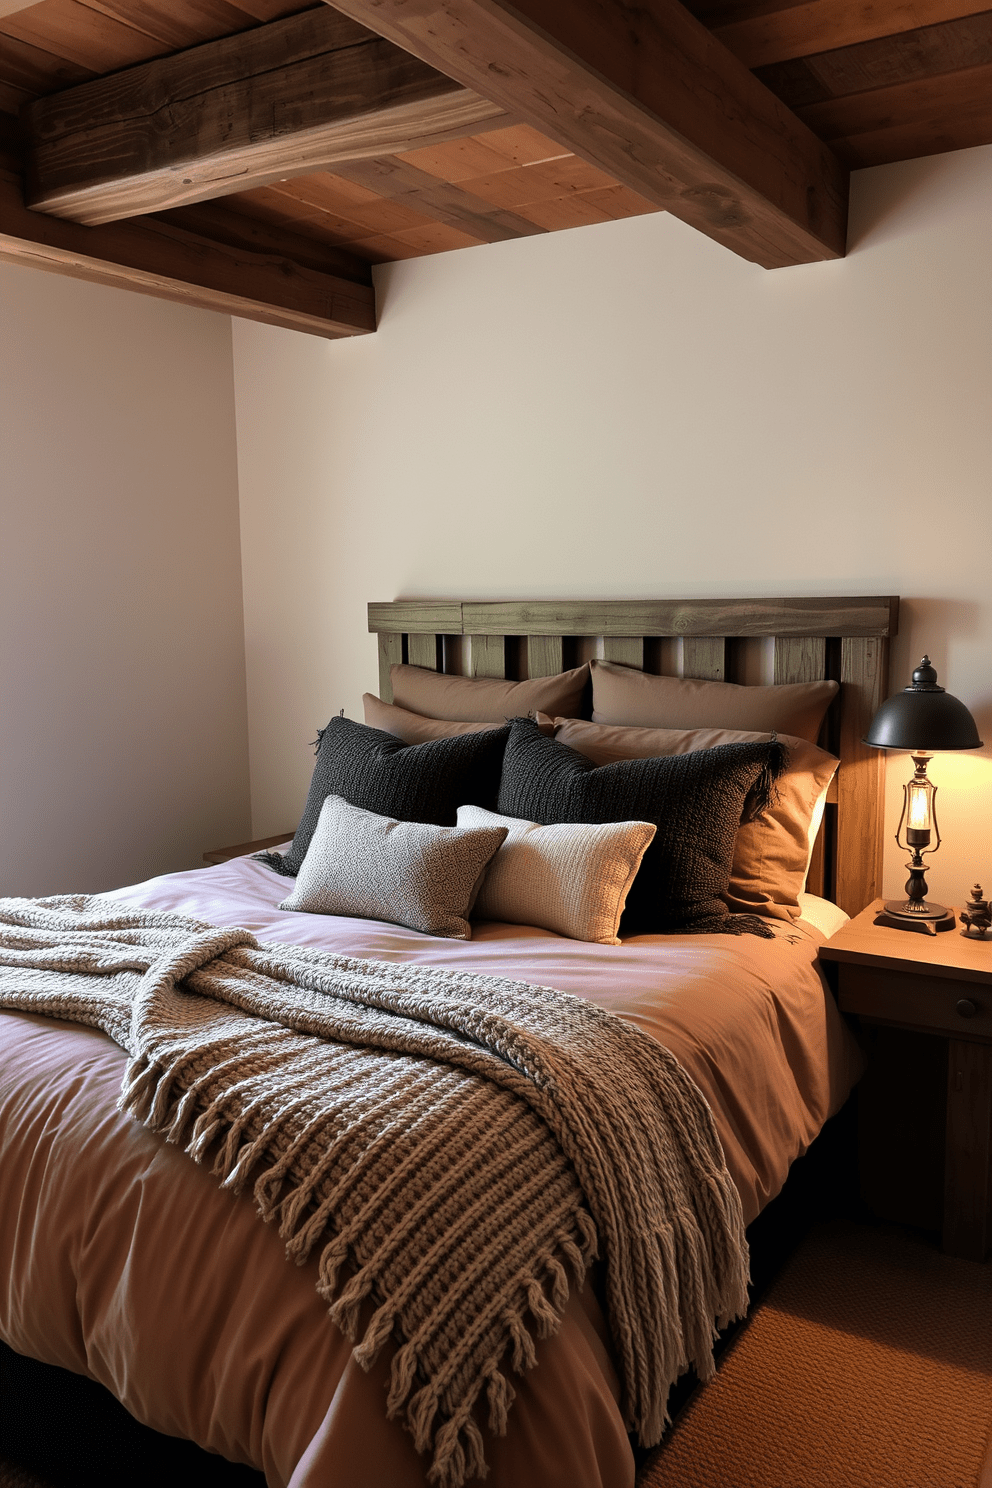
0, 855, 862, 1488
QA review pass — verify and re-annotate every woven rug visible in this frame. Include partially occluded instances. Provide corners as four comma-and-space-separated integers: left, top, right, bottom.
638, 1219, 992, 1488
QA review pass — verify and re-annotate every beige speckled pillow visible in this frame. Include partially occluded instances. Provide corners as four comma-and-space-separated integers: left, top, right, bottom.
363, 694, 554, 742
553, 718, 838, 923
457, 803, 655, 944
280, 794, 507, 939
589, 659, 837, 744
390, 662, 589, 722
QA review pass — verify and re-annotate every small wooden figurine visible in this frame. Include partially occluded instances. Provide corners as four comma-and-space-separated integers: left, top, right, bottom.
960, 884, 992, 938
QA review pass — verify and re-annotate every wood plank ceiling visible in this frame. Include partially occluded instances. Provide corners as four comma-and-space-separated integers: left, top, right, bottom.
0, 0, 988, 337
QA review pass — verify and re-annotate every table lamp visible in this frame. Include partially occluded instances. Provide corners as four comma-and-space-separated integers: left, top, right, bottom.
864, 656, 983, 932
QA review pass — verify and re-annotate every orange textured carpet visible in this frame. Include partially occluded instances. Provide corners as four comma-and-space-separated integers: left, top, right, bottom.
639, 1221, 992, 1488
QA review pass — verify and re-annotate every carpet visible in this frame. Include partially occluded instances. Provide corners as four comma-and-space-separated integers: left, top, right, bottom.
639, 1220, 992, 1488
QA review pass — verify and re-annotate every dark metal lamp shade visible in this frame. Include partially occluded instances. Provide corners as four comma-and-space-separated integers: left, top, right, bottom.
864, 656, 983, 752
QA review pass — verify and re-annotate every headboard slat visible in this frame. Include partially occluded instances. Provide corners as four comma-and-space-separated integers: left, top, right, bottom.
836, 635, 889, 915
773, 636, 828, 685
377, 632, 404, 703
527, 635, 563, 678
682, 637, 726, 681
471, 635, 507, 679
602, 637, 644, 669
408, 633, 442, 671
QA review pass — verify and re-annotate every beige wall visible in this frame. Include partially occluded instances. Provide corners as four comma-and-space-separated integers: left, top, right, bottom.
0, 265, 250, 895
232, 143, 992, 911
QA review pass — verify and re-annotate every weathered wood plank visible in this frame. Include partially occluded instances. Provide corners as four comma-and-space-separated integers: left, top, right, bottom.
713, 0, 987, 69
368, 600, 463, 634
527, 634, 563, 679
377, 631, 404, 702
26, 8, 505, 223
460, 598, 898, 638
322, 0, 848, 268
682, 636, 726, 680
407, 633, 442, 671
471, 635, 506, 679
773, 635, 827, 684
152, 199, 374, 286
0, 168, 376, 338
602, 637, 644, 669
835, 635, 888, 916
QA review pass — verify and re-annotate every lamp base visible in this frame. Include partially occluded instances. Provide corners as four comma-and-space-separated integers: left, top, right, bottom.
875, 901, 956, 935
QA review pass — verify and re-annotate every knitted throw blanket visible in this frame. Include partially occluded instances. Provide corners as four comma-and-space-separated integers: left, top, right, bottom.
0, 896, 749, 1484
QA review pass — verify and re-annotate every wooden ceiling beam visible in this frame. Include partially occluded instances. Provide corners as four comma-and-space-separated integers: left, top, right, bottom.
320, 0, 849, 268
25, 7, 506, 225
0, 132, 375, 338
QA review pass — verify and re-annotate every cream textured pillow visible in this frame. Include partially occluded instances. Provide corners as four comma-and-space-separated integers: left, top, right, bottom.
457, 803, 655, 944
553, 718, 838, 923
589, 659, 838, 744
280, 795, 507, 939
390, 662, 590, 722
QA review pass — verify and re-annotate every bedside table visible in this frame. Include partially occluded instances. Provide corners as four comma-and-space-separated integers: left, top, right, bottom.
203, 833, 294, 865
820, 899, 992, 1261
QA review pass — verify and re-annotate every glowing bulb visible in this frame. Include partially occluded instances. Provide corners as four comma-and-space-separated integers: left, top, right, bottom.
907, 781, 931, 831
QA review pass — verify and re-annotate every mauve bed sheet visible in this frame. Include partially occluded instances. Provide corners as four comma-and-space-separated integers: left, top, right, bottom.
0, 855, 862, 1488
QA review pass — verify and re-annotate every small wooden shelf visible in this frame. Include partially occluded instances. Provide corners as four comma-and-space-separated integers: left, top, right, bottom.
203, 833, 294, 866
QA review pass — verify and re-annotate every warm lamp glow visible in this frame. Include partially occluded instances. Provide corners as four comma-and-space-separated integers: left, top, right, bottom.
906, 786, 930, 831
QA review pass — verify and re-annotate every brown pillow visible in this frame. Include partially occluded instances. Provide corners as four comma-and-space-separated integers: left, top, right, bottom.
390, 662, 589, 722
553, 717, 839, 922
364, 695, 555, 742
589, 659, 837, 744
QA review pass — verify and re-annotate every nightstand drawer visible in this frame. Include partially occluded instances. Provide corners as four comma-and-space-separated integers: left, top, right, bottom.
838, 965, 992, 1039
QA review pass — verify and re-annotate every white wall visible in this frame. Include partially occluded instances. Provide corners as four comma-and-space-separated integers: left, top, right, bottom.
232, 145, 992, 911
0, 267, 250, 896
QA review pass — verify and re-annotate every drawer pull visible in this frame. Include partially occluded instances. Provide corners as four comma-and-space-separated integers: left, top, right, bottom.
957, 998, 979, 1019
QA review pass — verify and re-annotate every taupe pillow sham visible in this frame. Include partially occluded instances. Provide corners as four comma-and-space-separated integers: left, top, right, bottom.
553, 718, 838, 922
589, 659, 837, 744
363, 694, 554, 743
279, 794, 508, 939
457, 804, 656, 944
390, 662, 589, 722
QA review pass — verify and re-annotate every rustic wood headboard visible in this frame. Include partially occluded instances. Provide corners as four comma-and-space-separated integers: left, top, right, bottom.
368, 597, 900, 918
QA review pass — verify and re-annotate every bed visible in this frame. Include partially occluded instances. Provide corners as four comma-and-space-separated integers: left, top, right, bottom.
0, 595, 898, 1488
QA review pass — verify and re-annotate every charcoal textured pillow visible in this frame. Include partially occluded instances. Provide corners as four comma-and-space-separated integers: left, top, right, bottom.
390, 662, 590, 722
553, 718, 839, 922
259, 716, 509, 878
497, 719, 786, 938
279, 795, 508, 939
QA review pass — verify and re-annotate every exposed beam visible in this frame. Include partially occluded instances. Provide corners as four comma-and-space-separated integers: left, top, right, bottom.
26, 7, 506, 225
321, 0, 848, 268
0, 148, 375, 338
712, 0, 990, 70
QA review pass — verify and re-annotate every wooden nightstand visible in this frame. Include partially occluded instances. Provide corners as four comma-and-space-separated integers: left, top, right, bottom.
821, 899, 992, 1261
203, 833, 294, 865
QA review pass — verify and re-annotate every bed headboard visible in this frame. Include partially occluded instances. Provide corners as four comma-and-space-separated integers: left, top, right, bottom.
367, 597, 900, 918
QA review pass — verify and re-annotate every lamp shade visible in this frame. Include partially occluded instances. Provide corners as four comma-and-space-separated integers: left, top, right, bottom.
864, 656, 983, 752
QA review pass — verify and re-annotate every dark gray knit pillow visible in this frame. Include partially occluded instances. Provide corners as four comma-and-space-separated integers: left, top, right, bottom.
261, 716, 510, 878
496, 718, 786, 937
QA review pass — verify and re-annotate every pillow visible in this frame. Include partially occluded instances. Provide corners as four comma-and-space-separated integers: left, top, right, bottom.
390, 662, 589, 722
279, 795, 508, 939
259, 716, 509, 878
496, 719, 786, 938
363, 693, 554, 743
553, 718, 839, 922
589, 659, 838, 744
456, 804, 656, 944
